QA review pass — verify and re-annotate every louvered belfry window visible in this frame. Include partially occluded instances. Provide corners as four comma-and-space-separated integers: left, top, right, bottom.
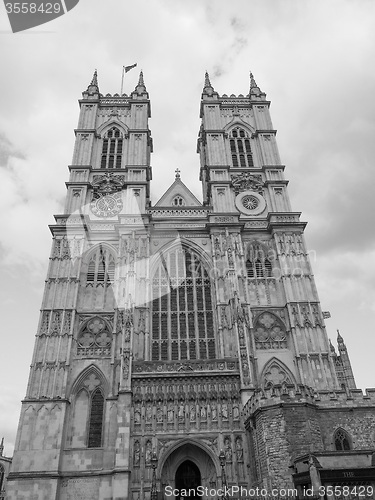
101, 127, 123, 169
151, 247, 215, 361
86, 246, 116, 285
229, 127, 254, 168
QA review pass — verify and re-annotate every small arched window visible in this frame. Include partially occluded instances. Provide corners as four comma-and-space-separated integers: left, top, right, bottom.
101, 127, 123, 169
88, 388, 105, 448
229, 127, 254, 168
334, 428, 351, 451
172, 195, 185, 206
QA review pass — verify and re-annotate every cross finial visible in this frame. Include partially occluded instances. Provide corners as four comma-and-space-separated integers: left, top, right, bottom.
175, 168, 181, 179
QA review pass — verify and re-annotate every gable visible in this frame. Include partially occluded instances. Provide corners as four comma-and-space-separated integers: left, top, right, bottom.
154, 178, 202, 207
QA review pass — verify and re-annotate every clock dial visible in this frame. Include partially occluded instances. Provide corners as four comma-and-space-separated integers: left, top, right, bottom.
90, 194, 123, 218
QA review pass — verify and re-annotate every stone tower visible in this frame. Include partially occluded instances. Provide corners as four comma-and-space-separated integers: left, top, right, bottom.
8, 71, 373, 500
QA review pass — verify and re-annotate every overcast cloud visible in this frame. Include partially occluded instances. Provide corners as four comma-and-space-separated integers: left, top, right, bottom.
0, 0, 374, 456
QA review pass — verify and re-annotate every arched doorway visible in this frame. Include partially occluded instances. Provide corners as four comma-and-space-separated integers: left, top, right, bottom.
160, 442, 218, 499
175, 460, 201, 498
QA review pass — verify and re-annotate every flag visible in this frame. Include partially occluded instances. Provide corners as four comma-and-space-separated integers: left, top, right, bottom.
124, 64, 137, 73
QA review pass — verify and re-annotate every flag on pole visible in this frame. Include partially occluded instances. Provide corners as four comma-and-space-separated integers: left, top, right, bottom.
121, 64, 137, 94
124, 64, 137, 73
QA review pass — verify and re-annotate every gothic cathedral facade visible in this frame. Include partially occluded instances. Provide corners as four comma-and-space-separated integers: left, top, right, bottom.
6, 71, 375, 500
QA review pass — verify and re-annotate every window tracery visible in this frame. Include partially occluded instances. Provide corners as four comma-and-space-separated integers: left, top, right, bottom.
262, 359, 294, 387
254, 312, 287, 349
334, 428, 351, 451
77, 317, 112, 356
151, 247, 215, 361
229, 127, 254, 168
101, 127, 123, 169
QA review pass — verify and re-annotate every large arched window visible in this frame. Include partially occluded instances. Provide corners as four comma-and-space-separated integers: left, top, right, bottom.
229, 127, 254, 168
151, 247, 215, 361
334, 428, 351, 451
101, 127, 123, 169
68, 368, 106, 449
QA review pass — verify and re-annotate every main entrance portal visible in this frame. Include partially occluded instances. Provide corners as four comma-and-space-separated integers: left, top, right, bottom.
175, 460, 201, 498
160, 442, 217, 499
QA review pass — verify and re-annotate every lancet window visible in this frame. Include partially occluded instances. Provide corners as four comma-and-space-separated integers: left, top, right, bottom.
229, 127, 254, 168
88, 389, 105, 448
101, 127, 123, 169
68, 369, 106, 449
151, 247, 215, 361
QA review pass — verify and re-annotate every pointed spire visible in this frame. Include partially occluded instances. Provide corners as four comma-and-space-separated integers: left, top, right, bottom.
249, 70, 263, 98
0, 437, 4, 456
138, 70, 145, 87
250, 71, 257, 90
90, 69, 98, 87
204, 71, 213, 89
131, 70, 148, 98
202, 70, 217, 97
84, 69, 99, 96
337, 329, 345, 347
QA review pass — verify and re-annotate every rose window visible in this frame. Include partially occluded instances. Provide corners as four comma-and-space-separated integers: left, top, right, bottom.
242, 195, 259, 210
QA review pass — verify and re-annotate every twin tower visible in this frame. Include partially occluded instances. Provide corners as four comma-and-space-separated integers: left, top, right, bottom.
7, 70, 374, 500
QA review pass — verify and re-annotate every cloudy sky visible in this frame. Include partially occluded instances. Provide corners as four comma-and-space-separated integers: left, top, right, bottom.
0, 0, 374, 456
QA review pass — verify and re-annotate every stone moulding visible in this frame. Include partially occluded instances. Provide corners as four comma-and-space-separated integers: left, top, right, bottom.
132, 359, 239, 374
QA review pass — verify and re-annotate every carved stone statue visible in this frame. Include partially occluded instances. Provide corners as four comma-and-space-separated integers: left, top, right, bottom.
156, 406, 163, 423
224, 437, 232, 462
133, 440, 141, 466
145, 440, 152, 466
235, 437, 243, 462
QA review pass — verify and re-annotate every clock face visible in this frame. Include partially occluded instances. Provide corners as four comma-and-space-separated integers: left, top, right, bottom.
90, 194, 123, 218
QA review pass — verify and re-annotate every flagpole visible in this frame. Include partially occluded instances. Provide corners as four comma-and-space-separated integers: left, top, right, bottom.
120, 64, 137, 95
121, 66, 125, 95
